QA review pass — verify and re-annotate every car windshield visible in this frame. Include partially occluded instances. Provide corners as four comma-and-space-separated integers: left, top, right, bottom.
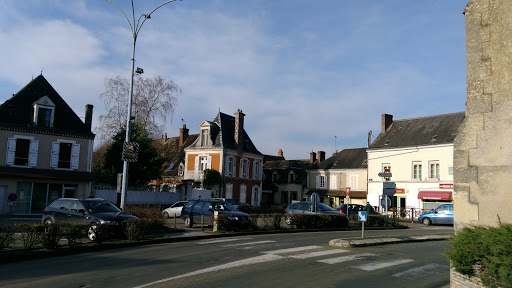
83, 201, 121, 213
213, 202, 238, 212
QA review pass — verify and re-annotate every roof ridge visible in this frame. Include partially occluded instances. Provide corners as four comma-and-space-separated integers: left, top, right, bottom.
394, 111, 465, 122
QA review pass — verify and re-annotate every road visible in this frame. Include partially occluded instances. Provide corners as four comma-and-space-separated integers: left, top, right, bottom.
0, 223, 453, 288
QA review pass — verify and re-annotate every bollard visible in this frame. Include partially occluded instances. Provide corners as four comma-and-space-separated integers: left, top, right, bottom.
173, 214, 176, 228
201, 214, 204, 231
213, 210, 218, 232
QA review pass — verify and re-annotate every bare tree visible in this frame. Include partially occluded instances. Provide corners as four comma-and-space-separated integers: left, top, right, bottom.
97, 76, 180, 138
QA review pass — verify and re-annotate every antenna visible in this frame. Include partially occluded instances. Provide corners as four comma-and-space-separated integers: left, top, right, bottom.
41, 67, 43, 75
335, 136, 338, 153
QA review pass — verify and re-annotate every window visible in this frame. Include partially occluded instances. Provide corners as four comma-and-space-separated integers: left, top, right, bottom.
252, 187, 259, 206
201, 129, 209, 146
6, 137, 39, 167
272, 172, 278, 183
329, 175, 337, 189
253, 161, 261, 180
225, 184, 233, 199
349, 175, 358, 190
200, 156, 209, 171
382, 163, 391, 181
240, 185, 247, 203
240, 159, 248, 178
178, 165, 184, 177
289, 172, 295, 183
429, 161, 440, 180
412, 161, 422, 180
37, 108, 52, 128
316, 175, 326, 188
50, 140, 79, 169
225, 156, 234, 177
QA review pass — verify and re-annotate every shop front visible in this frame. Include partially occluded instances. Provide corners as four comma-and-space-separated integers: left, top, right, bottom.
418, 190, 453, 210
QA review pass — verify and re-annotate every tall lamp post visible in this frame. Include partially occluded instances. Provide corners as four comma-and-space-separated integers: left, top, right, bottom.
106, 0, 180, 210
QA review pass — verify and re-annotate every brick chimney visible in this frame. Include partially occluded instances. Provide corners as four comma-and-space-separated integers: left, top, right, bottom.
179, 124, 189, 146
382, 114, 393, 133
310, 151, 317, 164
318, 151, 326, 163
278, 149, 284, 158
85, 104, 93, 132
234, 109, 245, 150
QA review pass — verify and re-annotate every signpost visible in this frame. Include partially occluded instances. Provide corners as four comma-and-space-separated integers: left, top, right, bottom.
378, 172, 392, 178
358, 211, 367, 238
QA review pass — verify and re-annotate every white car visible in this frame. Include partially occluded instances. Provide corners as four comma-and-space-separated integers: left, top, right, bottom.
162, 201, 188, 218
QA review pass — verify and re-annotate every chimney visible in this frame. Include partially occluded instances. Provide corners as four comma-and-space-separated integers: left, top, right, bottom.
85, 104, 93, 132
310, 151, 317, 164
234, 109, 245, 150
179, 124, 189, 146
382, 114, 393, 133
278, 149, 284, 158
318, 151, 325, 163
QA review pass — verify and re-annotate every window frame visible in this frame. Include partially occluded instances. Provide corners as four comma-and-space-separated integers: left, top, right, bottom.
429, 160, 440, 180
6, 136, 39, 168
50, 140, 79, 170
412, 161, 423, 181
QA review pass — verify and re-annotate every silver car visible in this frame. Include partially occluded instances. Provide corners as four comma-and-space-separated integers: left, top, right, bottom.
162, 201, 188, 218
284, 201, 343, 225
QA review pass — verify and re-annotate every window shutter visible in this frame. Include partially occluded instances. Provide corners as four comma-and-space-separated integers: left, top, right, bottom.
207, 156, 212, 169
70, 144, 80, 170
224, 157, 229, 176
50, 141, 60, 168
252, 161, 256, 179
316, 175, 320, 188
194, 156, 199, 172
6, 138, 16, 165
239, 159, 243, 178
28, 140, 39, 167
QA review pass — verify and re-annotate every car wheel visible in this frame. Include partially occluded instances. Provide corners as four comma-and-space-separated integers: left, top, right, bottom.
88, 224, 98, 241
43, 219, 54, 233
422, 218, 431, 225
285, 216, 292, 225
163, 212, 169, 219
185, 217, 193, 228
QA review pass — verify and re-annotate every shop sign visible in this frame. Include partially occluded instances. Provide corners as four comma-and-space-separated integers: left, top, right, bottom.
439, 184, 454, 189
394, 188, 405, 194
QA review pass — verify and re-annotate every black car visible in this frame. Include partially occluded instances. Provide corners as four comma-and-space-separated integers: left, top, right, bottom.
42, 198, 138, 241
336, 204, 380, 219
180, 199, 250, 229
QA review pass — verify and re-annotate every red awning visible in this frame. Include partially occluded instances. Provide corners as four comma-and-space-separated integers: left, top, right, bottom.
418, 191, 452, 201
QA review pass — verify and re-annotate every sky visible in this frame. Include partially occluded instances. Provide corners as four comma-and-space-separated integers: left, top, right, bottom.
0, 0, 469, 160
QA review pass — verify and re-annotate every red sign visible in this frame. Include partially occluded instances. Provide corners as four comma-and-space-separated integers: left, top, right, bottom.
439, 184, 454, 189
346, 187, 350, 195
7, 193, 18, 202
394, 188, 405, 194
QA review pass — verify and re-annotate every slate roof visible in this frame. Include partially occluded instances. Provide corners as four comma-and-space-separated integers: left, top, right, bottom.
316, 148, 367, 170
153, 134, 199, 177
369, 112, 465, 149
0, 75, 94, 138
263, 159, 316, 185
189, 111, 262, 155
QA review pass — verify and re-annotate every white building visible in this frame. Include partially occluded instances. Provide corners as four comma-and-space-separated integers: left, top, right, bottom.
367, 113, 464, 212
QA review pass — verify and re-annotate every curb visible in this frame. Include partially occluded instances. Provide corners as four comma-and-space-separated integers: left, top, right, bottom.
329, 234, 452, 247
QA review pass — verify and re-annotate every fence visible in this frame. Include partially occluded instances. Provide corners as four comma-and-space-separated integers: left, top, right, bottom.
374, 207, 434, 223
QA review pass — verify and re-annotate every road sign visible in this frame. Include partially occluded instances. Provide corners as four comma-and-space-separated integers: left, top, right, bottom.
358, 211, 367, 222
346, 187, 350, 195
383, 188, 396, 196
378, 172, 392, 178
7, 193, 17, 202
380, 196, 391, 207
383, 182, 396, 189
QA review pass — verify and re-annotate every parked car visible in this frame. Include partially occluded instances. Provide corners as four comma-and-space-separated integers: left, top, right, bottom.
42, 198, 138, 241
336, 204, 380, 217
162, 201, 188, 218
210, 198, 253, 212
284, 201, 345, 225
418, 204, 454, 225
180, 199, 251, 229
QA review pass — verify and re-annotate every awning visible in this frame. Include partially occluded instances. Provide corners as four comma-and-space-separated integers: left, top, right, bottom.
418, 191, 452, 201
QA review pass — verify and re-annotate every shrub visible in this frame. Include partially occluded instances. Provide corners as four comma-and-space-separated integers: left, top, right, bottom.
41, 223, 62, 250
125, 204, 164, 219
291, 214, 349, 229
60, 223, 88, 247
445, 224, 512, 287
0, 225, 15, 251
250, 213, 282, 231
16, 224, 43, 250
125, 219, 150, 241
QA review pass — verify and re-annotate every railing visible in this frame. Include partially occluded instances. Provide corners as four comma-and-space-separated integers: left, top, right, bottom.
375, 207, 434, 223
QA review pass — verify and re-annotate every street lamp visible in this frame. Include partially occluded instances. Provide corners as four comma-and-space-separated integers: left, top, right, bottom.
106, 0, 181, 210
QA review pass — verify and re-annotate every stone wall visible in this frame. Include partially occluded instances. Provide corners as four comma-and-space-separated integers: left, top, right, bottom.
454, 0, 512, 230
450, 268, 484, 288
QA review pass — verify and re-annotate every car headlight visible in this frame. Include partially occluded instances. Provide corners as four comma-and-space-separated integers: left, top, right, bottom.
228, 216, 239, 221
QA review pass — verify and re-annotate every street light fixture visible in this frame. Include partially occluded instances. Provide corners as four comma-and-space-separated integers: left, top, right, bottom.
106, 0, 181, 210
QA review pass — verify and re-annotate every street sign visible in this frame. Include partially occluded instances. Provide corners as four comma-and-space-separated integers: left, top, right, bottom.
358, 211, 367, 222
383, 182, 396, 189
380, 196, 391, 207
346, 187, 350, 195
122, 142, 139, 162
7, 193, 17, 202
378, 172, 392, 178
383, 188, 396, 196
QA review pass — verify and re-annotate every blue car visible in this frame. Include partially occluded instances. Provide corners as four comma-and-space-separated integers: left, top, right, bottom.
418, 204, 453, 225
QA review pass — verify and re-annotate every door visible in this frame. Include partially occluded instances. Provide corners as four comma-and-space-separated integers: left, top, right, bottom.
0, 186, 6, 214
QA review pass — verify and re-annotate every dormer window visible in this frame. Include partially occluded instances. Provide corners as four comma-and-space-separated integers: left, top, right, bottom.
33, 96, 55, 128
201, 128, 209, 146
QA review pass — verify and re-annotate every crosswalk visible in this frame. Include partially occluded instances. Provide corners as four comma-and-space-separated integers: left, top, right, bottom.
195, 237, 449, 279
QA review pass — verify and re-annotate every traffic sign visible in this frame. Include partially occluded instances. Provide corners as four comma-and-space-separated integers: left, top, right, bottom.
346, 187, 350, 195
383, 182, 396, 189
380, 196, 391, 207
7, 193, 17, 202
378, 172, 392, 178
358, 211, 367, 222
383, 188, 396, 196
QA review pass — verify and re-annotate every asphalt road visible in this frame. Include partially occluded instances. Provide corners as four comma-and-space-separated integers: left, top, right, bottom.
0, 223, 453, 288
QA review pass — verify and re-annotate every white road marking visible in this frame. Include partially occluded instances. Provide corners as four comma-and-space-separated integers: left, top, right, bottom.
133, 254, 284, 288
222, 240, 276, 247
393, 263, 448, 279
289, 249, 350, 259
353, 259, 414, 271
261, 245, 322, 255
317, 253, 378, 264
197, 238, 253, 245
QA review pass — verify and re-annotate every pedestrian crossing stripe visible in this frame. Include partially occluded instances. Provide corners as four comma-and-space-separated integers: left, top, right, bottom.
261, 245, 322, 255
317, 253, 378, 264
353, 259, 414, 271
222, 240, 276, 247
197, 238, 253, 245
392, 263, 448, 279
289, 249, 350, 259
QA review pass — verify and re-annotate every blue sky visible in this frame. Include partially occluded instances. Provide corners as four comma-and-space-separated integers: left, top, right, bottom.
0, 0, 468, 160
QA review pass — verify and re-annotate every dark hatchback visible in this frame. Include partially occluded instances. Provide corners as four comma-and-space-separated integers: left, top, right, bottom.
180, 200, 251, 229
42, 198, 138, 241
